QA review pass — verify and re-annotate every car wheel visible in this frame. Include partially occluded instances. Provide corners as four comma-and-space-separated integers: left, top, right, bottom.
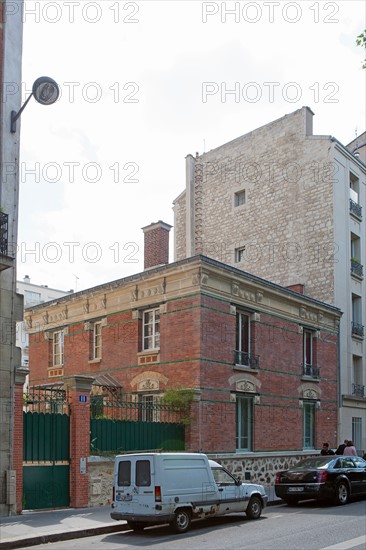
282, 497, 299, 505
170, 508, 192, 533
246, 496, 262, 519
334, 481, 349, 505
127, 521, 147, 532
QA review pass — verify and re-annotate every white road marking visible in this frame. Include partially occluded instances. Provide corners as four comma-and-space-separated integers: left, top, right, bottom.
320, 535, 366, 550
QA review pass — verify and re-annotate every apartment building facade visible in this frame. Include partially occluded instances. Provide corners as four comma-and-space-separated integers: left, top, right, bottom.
26, 222, 341, 454
16, 275, 73, 370
0, 0, 24, 516
173, 107, 366, 452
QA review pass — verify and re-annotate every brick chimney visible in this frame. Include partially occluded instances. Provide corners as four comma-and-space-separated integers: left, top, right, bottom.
142, 221, 172, 270
287, 283, 305, 294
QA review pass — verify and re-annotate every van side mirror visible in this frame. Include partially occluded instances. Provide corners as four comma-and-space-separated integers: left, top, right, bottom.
236, 478, 241, 485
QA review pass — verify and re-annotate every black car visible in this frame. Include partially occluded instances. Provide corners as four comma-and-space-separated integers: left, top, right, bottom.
275, 455, 366, 505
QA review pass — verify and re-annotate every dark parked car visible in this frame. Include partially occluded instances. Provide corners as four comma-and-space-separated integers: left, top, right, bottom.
275, 456, 366, 505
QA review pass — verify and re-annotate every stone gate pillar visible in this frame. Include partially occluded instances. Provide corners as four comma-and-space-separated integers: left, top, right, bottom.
14, 367, 29, 514
63, 375, 94, 508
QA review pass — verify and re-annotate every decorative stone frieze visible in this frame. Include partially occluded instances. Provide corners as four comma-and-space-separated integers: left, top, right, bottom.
130, 371, 168, 389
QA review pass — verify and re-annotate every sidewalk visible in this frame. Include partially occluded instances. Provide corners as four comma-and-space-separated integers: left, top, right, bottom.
0, 486, 281, 549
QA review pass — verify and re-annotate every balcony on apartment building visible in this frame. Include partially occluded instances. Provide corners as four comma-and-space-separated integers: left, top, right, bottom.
352, 383, 365, 398
351, 258, 364, 279
352, 322, 364, 338
234, 350, 259, 370
302, 364, 320, 379
0, 212, 13, 271
349, 198, 362, 220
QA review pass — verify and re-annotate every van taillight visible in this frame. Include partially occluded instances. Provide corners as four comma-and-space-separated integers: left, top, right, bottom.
112, 486, 115, 502
317, 470, 328, 483
275, 472, 281, 484
155, 486, 161, 502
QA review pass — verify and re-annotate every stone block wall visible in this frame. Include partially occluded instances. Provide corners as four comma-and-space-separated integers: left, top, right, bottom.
88, 457, 115, 507
174, 107, 337, 305
87, 451, 318, 507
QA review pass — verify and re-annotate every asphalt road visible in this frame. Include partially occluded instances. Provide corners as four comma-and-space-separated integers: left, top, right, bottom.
29, 499, 366, 550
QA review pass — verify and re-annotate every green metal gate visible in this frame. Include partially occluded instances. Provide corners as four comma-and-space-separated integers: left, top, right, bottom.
23, 387, 70, 509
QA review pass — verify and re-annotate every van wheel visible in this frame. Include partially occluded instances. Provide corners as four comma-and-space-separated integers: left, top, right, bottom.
170, 509, 191, 533
127, 521, 147, 532
246, 496, 262, 519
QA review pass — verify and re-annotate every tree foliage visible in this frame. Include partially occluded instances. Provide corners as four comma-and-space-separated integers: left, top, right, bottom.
356, 29, 366, 69
162, 387, 195, 425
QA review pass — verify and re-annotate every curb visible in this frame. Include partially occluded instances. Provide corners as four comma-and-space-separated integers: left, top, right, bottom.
0, 523, 130, 550
0, 500, 284, 549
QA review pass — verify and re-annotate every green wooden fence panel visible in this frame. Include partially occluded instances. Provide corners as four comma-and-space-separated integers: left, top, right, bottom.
90, 418, 185, 453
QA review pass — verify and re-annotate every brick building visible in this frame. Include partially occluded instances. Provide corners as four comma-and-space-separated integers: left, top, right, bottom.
174, 107, 366, 452
26, 222, 341, 454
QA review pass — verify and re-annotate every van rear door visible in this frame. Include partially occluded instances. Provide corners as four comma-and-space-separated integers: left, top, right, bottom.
115, 456, 154, 515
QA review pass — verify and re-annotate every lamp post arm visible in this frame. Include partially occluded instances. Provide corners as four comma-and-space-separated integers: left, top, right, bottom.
10, 93, 34, 133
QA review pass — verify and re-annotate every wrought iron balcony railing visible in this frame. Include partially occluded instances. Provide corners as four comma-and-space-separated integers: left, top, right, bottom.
234, 350, 259, 369
0, 212, 9, 255
303, 364, 320, 378
352, 384, 365, 398
351, 260, 364, 278
349, 199, 362, 219
352, 322, 364, 338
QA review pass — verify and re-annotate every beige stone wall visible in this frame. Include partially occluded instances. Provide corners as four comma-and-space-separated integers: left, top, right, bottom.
175, 108, 337, 304
88, 457, 115, 507
173, 191, 186, 262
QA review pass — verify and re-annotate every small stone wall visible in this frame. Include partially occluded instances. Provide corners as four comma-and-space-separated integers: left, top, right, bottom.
88, 456, 115, 507
208, 451, 318, 485
87, 451, 318, 507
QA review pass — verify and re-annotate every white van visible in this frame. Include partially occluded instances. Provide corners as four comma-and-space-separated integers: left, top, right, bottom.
111, 452, 268, 533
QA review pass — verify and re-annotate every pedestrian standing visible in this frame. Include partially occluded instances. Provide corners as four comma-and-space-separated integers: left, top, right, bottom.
320, 443, 335, 456
343, 440, 357, 456
335, 440, 348, 455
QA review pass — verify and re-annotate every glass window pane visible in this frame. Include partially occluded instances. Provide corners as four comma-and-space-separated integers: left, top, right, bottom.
303, 402, 315, 449
118, 461, 131, 486
236, 396, 253, 451
136, 460, 151, 486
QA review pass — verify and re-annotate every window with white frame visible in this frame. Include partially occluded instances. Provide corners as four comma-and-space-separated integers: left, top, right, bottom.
350, 172, 360, 204
303, 329, 319, 377
352, 417, 362, 453
93, 322, 102, 359
139, 394, 160, 422
235, 311, 250, 366
53, 330, 64, 367
143, 308, 160, 350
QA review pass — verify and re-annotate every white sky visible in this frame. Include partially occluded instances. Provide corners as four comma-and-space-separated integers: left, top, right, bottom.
16, 0, 366, 292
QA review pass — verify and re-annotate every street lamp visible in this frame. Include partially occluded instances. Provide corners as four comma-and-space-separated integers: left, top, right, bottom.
10, 76, 60, 133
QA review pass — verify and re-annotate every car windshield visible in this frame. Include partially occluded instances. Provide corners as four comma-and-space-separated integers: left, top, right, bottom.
292, 457, 334, 469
